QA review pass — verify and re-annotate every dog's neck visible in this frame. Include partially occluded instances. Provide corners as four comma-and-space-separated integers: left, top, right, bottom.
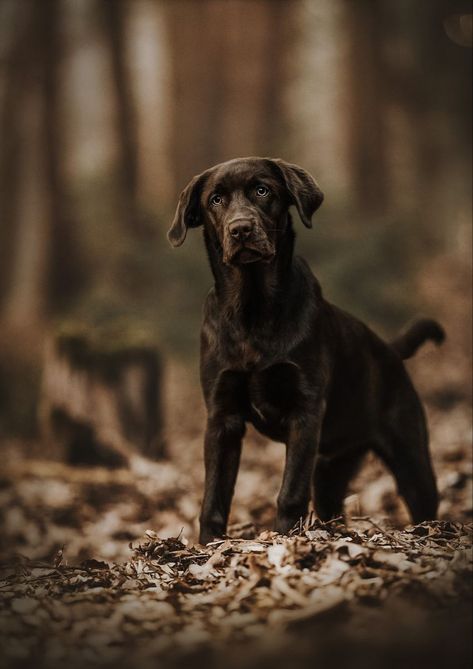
204, 216, 296, 329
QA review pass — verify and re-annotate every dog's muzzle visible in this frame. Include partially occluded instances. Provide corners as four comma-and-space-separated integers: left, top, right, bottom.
223, 218, 275, 265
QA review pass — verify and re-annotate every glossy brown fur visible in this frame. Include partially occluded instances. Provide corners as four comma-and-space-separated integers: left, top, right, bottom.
168, 157, 444, 544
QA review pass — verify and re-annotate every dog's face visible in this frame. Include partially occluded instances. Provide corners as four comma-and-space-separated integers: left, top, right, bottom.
168, 157, 324, 266
200, 160, 289, 265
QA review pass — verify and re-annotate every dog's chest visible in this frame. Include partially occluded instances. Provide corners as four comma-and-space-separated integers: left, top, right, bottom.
246, 361, 305, 425
212, 361, 304, 426
235, 339, 262, 368
219, 327, 281, 371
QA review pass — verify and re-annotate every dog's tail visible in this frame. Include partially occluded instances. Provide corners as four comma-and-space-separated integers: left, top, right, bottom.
390, 318, 446, 360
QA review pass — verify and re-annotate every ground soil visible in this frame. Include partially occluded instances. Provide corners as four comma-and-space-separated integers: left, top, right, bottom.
0, 338, 471, 669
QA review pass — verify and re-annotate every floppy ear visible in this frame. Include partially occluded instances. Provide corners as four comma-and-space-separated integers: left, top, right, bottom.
271, 159, 324, 228
167, 171, 209, 247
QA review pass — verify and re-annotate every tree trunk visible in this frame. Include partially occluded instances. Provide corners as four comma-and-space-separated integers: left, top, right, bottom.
382, 0, 472, 238
126, 0, 173, 212
101, 0, 142, 233
0, 0, 29, 309
344, 0, 389, 214
163, 0, 295, 195
39, 327, 165, 467
1, 0, 51, 328
0, 0, 84, 325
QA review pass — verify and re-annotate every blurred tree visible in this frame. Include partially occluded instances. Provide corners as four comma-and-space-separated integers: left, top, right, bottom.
383, 0, 472, 241
344, 0, 389, 214
0, 0, 84, 326
163, 0, 294, 192
126, 0, 173, 212
0, 0, 89, 438
341, 0, 471, 229
101, 0, 141, 234
0, 0, 29, 311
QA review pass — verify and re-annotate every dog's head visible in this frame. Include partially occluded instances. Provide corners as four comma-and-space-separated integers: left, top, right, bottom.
167, 157, 323, 266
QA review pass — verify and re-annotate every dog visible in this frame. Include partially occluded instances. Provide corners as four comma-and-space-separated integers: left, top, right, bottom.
168, 157, 445, 545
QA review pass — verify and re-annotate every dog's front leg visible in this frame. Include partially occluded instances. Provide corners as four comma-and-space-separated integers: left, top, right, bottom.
275, 406, 325, 534
199, 413, 245, 544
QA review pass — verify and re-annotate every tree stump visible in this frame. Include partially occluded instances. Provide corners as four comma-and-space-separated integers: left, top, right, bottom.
39, 323, 165, 467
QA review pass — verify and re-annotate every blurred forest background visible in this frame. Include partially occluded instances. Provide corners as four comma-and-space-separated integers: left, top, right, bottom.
0, 5, 472, 666
0, 0, 471, 441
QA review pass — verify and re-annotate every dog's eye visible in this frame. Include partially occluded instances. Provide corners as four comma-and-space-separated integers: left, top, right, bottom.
210, 194, 223, 206
255, 185, 270, 197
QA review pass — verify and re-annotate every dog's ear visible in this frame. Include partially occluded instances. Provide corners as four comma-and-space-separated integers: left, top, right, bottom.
167, 171, 209, 247
271, 159, 324, 228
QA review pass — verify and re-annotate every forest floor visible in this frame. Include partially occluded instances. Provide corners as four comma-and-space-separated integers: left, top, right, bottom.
0, 340, 472, 669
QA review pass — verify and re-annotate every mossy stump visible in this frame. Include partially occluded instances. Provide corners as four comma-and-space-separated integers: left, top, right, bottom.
39, 323, 165, 467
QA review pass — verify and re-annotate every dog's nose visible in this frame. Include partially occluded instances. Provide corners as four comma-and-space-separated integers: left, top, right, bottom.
229, 220, 252, 242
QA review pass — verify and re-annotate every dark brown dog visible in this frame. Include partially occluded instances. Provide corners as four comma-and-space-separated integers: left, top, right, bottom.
168, 157, 445, 545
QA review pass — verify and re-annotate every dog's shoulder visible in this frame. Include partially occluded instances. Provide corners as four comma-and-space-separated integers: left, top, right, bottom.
201, 287, 219, 344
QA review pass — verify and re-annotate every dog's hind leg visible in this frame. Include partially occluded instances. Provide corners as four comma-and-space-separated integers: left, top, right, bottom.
312, 447, 367, 521
373, 417, 438, 523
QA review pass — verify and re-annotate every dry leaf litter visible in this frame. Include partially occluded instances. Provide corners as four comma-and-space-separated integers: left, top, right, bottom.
0, 357, 471, 668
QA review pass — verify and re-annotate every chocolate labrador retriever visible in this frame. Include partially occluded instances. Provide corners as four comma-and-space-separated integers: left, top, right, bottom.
168, 157, 445, 544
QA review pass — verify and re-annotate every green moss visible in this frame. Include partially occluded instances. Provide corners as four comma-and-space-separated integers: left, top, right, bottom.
54, 318, 161, 381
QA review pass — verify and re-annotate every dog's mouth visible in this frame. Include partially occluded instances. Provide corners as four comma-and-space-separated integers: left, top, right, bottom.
224, 243, 275, 266
234, 248, 269, 264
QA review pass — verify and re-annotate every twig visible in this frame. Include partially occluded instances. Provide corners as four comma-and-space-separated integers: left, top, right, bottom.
350, 516, 413, 548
